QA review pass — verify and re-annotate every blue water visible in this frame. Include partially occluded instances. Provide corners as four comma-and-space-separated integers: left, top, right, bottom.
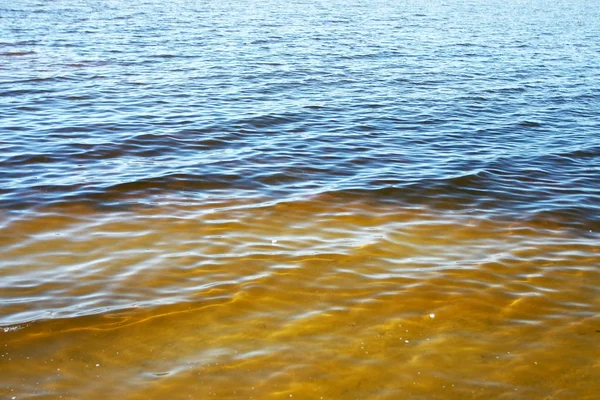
1, 0, 598, 226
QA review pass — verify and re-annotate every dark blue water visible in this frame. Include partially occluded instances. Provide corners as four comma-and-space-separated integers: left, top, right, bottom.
1, 0, 599, 226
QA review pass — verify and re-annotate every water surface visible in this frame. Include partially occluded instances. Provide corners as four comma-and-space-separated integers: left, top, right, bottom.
1, 0, 599, 399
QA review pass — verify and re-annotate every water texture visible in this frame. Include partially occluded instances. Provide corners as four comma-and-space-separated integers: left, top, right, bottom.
1, 0, 599, 399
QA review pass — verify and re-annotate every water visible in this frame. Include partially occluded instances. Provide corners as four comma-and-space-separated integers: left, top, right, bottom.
1, 0, 599, 398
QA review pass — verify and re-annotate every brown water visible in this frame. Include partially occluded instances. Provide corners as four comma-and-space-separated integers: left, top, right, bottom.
2, 195, 598, 399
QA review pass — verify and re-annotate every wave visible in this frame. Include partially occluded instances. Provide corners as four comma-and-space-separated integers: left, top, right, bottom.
0, 167, 598, 233
0, 51, 36, 57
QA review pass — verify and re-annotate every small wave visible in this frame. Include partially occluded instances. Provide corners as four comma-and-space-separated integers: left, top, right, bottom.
0, 51, 36, 56
106, 173, 249, 193
232, 112, 304, 129
150, 54, 176, 59
0, 76, 71, 85
555, 145, 600, 159
484, 86, 526, 94
2, 153, 64, 165
0, 88, 54, 97
0, 40, 39, 46
519, 121, 543, 127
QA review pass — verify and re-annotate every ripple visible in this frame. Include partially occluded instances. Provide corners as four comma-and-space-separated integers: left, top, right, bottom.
2, 0, 600, 398
0, 51, 36, 56
1, 195, 597, 327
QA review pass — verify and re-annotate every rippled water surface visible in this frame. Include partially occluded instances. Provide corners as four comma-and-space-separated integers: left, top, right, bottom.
1, 0, 599, 399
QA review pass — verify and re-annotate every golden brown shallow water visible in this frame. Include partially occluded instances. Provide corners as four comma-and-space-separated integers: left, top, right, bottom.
1, 195, 599, 399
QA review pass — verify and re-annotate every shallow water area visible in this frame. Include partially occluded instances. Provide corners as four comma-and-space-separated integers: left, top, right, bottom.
1, 0, 600, 399
1, 197, 599, 399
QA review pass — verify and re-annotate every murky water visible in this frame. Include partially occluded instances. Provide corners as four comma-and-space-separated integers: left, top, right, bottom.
1, 0, 599, 399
